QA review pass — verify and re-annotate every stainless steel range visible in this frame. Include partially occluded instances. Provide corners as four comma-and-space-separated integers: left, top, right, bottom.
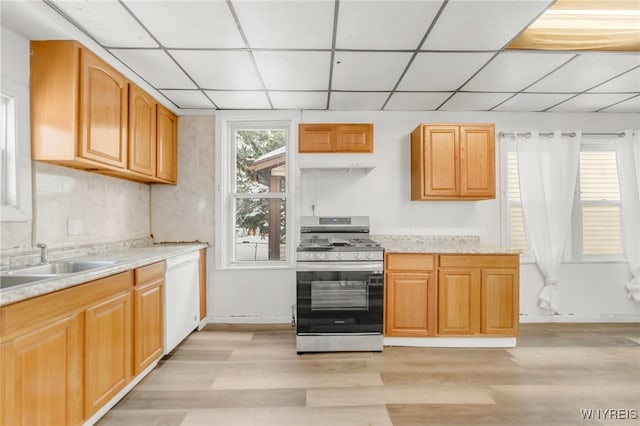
296, 216, 384, 353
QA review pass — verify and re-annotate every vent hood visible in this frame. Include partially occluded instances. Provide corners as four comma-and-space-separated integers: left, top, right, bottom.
297, 153, 375, 173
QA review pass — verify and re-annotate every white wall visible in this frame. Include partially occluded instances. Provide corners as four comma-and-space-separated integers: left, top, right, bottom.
202, 109, 639, 323
299, 110, 640, 321
1, 25, 151, 253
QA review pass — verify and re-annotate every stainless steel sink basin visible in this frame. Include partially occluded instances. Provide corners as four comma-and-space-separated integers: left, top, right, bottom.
0, 274, 58, 289
5, 260, 117, 275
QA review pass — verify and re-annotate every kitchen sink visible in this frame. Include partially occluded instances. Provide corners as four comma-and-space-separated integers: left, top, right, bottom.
0, 274, 58, 289
5, 260, 117, 275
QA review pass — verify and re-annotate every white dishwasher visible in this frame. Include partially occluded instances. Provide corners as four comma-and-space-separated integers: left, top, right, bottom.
164, 251, 200, 354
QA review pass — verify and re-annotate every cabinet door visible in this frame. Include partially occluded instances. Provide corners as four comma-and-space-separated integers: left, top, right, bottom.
1, 314, 83, 426
421, 126, 460, 198
437, 269, 480, 335
156, 104, 178, 183
298, 124, 335, 152
335, 124, 373, 153
84, 291, 132, 417
459, 125, 495, 199
79, 48, 128, 168
385, 272, 434, 337
134, 280, 164, 374
128, 84, 157, 177
481, 268, 519, 336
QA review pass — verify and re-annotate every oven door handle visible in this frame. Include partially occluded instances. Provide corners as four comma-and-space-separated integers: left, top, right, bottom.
296, 262, 383, 272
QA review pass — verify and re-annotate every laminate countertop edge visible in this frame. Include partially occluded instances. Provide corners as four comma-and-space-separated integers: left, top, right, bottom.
0, 243, 209, 307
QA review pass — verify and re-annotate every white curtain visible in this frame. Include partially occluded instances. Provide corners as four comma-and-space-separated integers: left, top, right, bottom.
516, 131, 581, 312
616, 130, 640, 301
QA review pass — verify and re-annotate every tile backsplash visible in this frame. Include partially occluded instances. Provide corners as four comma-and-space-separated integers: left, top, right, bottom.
1, 162, 151, 254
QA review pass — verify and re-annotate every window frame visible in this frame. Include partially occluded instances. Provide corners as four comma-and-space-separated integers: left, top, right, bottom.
0, 75, 32, 222
215, 111, 298, 269
501, 134, 625, 264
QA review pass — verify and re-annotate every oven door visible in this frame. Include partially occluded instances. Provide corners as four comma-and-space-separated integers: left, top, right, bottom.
296, 261, 383, 334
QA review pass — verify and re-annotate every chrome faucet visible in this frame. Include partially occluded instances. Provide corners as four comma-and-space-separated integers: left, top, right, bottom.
36, 243, 48, 264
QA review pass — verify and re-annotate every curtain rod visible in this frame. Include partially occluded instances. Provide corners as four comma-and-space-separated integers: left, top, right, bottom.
499, 131, 626, 138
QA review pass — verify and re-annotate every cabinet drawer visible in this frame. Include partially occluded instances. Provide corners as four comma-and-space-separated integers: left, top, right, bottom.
135, 261, 164, 285
439, 254, 519, 269
1, 271, 133, 338
386, 253, 434, 271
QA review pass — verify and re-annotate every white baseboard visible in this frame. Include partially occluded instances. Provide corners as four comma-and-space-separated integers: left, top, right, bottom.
83, 359, 159, 426
519, 314, 640, 323
384, 337, 516, 348
206, 315, 291, 324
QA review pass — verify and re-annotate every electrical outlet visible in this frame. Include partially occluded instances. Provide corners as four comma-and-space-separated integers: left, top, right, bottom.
67, 218, 83, 236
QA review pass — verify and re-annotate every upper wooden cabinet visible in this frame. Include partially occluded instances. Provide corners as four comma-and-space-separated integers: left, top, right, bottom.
156, 104, 178, 184
31, 41, 127, 170
299, 123, 373, 153
128, 84, 157, 177
30, 40, 178, 185
411, 123, 495, 200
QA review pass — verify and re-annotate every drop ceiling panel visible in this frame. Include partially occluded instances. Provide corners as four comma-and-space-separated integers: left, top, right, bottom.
463, 52, 575, 92
110, 49, 196, 89
330, 92, 389, 110
122, 1, 244, 48
589, 67, 640, 93
50, 0, 157, 47
253, 51, 331, 91
548, 93, 639, 112
269, 92, 328, 110
170, 50, 263, 90
160, 90, 215, 109
205, 91, 271, 110
526, 53, 640, 93
600, 96, 640, 113
336, 0, 443, 49
232, 0, 334, 49
440, 92, 513, 111
384, 92, 452, 110
398, 52, 494, 91
422, 0, 552, 50
332, 52, 412, 91
493, 93, 574, 112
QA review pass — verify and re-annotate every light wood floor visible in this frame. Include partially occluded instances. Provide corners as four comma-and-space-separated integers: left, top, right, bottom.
98, 323, 640, 426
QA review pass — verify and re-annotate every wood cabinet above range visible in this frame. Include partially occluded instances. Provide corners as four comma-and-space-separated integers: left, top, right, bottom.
410, 123, 495, 200
299, 123, 373, 153
30, 40, 177, 185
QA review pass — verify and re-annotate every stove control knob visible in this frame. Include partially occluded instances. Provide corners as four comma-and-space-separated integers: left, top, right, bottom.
365, 253, 373, 260
304, 252, 313, 260
315, 252, 326, 260
354, 252, 362, 260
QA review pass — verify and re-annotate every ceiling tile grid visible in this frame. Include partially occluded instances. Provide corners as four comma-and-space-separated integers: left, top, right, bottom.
16, 0, 637, 112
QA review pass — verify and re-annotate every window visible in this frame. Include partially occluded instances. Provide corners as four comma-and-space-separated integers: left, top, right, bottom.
0, 76, 31, 222
216, 115, 294, 267
1, 92, 14, 206
573, 140, 622, 258
505, 137, 623, 260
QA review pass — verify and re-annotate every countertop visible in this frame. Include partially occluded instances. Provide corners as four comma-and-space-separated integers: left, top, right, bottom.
0, 243, 208, 307
372, 235, 520, 255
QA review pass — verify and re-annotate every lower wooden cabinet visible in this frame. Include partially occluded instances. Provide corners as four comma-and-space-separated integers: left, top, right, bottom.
1, 313, 83, 426
437, 269, 481, 335
384, 253, 519, 339
438, 255, 519, 337
134, 262, 164, 375
384, 253, 436, 337
84, 291, 133, 417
